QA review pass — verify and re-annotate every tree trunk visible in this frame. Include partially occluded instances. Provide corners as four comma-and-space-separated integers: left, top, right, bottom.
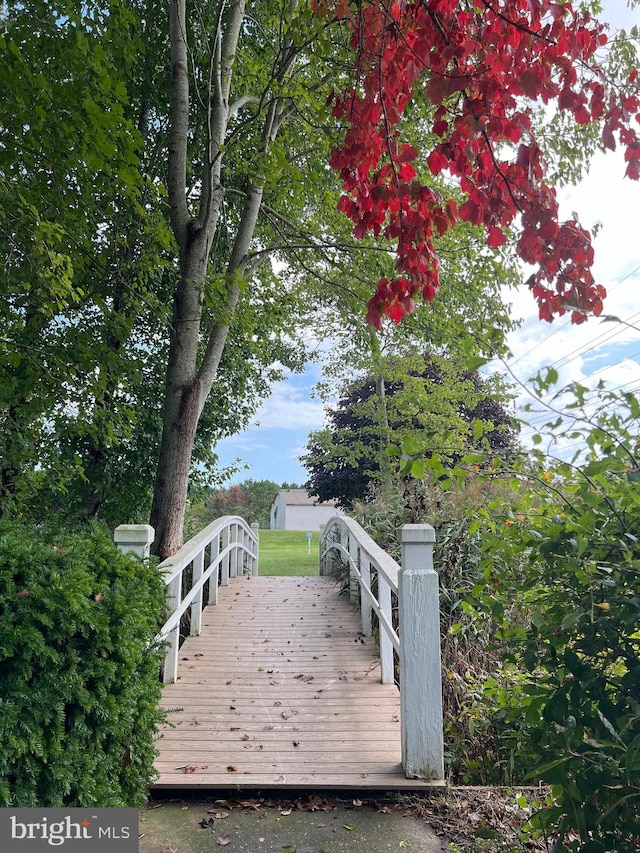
150, 0, 290, 558
149, 181, 263, 560
149, 372, 202, 558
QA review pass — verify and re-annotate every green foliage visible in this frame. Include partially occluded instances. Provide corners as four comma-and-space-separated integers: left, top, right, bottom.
469, 383, 640, 851
0, 521, 166, 806
0, 0, 318, 528
303, 352, 516, 507
352, 477, 531, 786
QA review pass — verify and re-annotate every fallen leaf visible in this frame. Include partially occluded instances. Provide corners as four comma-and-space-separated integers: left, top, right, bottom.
226, 766, 237, 772
399, 842, 411, 848
217, 838, 230, 847
240, 734, 250, 741
352, 799, 363, 807
281, 846, 297, 853
343, 823, 356, 830
280, 808, 292, 816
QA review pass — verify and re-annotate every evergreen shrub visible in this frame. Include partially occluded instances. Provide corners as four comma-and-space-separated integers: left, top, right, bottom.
0, 521, 166, 806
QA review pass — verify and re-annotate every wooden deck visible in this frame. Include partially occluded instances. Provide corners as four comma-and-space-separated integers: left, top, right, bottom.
154, 575, 437, 790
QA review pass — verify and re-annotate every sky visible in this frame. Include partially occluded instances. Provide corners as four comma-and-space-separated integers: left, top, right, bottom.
215, 1, 640, 487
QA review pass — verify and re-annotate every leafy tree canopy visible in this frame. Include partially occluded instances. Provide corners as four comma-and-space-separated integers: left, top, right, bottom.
317, 0, 640, 326
303, 351, 517, 506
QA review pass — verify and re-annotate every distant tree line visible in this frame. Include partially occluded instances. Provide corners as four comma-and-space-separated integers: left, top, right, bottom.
185, 479, 302, 535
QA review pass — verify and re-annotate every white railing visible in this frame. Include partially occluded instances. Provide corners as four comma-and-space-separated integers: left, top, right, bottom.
320, 516, 444, 781
114, 517, 259, 684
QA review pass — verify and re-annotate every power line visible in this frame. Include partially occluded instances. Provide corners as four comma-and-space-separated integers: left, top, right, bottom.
509, 262, 640, 367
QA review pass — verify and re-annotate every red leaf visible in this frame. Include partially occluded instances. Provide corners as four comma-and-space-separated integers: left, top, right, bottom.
427, 150, 448, 174
388, 302, 406, 323
487, 227, 507, 248
398, 144, 419, 162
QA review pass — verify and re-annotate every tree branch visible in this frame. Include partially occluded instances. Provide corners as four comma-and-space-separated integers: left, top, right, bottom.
168, 0, 190, 251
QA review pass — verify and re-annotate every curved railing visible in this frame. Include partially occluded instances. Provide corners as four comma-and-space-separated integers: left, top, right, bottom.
115, 517, 259, 684
155, 516, 259, 683
320, 515, 444, 781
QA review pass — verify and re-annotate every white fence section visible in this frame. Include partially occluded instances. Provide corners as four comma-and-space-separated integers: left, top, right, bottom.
320, 516, 444, 781
114, 517, 259, 684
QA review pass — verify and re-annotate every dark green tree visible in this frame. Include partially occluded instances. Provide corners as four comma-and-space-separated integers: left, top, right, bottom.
303, 352, 516, 507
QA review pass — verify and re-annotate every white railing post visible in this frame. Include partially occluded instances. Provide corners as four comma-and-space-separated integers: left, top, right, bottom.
114, 524, 155, 560
318, 524, 326, 575
348, 531, 359, 604
360, 554, 373, 636
251, 523, 260, 575
378, 574, 394, 684
164, 573, 182, 684
398, 524, 444, 781
190, 549, 204, 636
230, 523, 238, 577
209, 534, 220, 605
221, 526, 230, 586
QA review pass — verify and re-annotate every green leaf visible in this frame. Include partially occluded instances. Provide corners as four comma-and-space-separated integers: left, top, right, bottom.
474, 828, 500, 839
465, 355, 490, 372
546, 367, 559, 385
410, 459, 425, 479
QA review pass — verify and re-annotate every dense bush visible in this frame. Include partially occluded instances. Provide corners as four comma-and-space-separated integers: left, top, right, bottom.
359, 382, 640, 849
0, 521, 166, 806
353, 478, 530, 785
470, 383, 640, 851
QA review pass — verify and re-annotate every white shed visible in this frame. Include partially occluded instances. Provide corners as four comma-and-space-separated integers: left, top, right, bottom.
269, 490, 342, 531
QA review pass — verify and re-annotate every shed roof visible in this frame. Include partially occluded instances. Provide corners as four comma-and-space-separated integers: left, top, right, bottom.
276, 489, 338, 507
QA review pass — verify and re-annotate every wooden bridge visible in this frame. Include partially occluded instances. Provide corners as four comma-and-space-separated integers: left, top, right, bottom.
114, 516, 444, 791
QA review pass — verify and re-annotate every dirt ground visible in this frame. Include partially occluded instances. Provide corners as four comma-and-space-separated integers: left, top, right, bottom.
140, 786, 555, 853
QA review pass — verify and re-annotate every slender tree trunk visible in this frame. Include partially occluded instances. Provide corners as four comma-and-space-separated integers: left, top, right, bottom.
150, 0, 291, 559
150, 181, 264, 559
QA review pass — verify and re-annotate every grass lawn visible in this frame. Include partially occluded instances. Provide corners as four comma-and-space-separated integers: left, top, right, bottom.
257, 529, 320, 576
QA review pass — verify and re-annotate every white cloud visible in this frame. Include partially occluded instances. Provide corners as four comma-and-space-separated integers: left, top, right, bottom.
601, 0, 638, 31
249, 375, 326, 431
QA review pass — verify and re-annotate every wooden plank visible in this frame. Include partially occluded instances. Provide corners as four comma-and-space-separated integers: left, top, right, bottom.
153, 575, 439, 790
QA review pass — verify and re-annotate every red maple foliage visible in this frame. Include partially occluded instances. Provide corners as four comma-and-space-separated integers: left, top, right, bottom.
314, 0, 640, 327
